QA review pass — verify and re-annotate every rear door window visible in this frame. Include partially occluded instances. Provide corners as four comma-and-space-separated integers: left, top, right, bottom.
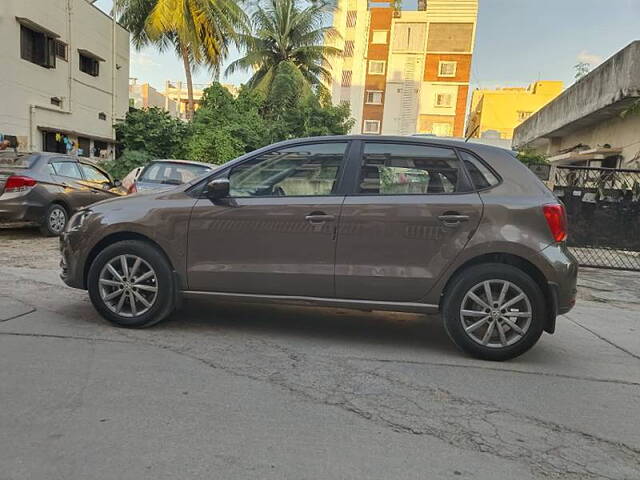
140, 162, 210, 185
50, 160, 82, 179
357, 143, 461, 194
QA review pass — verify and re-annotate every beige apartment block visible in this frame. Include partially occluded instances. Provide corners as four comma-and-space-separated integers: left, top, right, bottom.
326, 0, 478, 136
129, 79, 180, 118
0, 0, 130, 160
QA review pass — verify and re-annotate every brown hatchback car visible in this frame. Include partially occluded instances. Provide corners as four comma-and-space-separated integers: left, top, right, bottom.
60, 136, 578, 360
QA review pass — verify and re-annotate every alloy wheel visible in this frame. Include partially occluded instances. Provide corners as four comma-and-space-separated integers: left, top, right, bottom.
98, 254, 158, 318
459, 280, 532, 348
49, 208, 66, 234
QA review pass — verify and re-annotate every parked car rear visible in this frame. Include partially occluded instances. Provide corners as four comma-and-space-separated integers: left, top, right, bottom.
130, 159, 212, 194
60, 136, 578, 360
0, 151, 122, 235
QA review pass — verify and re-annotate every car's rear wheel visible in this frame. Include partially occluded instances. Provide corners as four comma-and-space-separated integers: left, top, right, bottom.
442, 263, 545, 361
40, 203, 68, 236
87, 240, 175, 328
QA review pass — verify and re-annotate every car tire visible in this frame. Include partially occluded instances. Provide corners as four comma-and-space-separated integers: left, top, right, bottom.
87, 240, 176, 328
40, 203, 68, 236
442, 263, 546, 361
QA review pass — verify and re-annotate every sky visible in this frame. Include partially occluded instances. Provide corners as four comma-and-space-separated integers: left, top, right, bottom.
94, 0, 640, 92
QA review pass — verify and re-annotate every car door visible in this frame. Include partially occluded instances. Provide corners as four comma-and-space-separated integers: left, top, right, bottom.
334, 141, 484, 303
79, 163, 119, 202
187, 141, 351, 297
48, 158, 92, 210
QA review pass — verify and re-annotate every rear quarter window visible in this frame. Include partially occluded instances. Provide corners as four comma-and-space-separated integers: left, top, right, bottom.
458, 150, 500, 190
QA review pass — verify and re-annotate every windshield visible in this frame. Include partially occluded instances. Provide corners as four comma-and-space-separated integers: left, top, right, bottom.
138, 162, 210, 185
0, 152, 34, 168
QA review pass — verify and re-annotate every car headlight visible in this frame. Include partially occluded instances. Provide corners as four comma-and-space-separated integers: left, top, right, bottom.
67, 209, 92, 232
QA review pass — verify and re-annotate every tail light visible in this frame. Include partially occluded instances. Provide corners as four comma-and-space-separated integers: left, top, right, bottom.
128, 182, 137, 194
5, 175, 37, 193
543, 203, 568, 242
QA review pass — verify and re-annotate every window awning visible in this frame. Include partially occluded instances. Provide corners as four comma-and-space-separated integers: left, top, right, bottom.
16, 17, 60, 38
77, 49, 105, 62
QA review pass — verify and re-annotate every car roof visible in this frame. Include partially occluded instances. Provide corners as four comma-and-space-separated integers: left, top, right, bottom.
148, 159, 213, 168
260, 135, 515, 157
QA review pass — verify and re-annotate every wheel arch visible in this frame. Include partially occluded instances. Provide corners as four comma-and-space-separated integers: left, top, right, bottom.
83, 231, 177, 290
439, 252, 556, 333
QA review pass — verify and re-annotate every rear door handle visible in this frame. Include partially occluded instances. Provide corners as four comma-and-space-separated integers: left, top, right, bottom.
305, 213, 336, 223
438, 214, 470, 226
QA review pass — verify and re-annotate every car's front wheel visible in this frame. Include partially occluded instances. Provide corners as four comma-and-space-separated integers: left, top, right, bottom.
442, 263, 546, 361
87, 240, 175, 328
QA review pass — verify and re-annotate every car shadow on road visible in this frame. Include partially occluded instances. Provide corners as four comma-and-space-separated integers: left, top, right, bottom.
151, 297, 457, 355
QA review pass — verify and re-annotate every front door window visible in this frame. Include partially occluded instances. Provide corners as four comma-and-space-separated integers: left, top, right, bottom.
229, 143, 347, 197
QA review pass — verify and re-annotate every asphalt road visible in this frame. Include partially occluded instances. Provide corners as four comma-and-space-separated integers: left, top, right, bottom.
1, 226, 640, 480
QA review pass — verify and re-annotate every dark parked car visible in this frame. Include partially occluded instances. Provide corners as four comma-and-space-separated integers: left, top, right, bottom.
60, 136, 578, 360
130, 159, 212, 194
0, 151, 122, 235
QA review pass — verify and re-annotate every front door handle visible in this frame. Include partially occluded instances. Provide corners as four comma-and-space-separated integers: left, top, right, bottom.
305, 213, 336, 223
438, 214, 470, 226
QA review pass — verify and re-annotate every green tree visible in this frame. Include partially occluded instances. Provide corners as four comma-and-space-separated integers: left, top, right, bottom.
516, 148, 548, 166
115, 0, 248, 119
115, 107, 189, 159
104, 150, 153, 180
226, 0, 341, 94
182, 80, 354, 164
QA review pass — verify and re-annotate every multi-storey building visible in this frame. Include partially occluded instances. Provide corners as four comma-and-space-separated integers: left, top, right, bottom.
0, 0, 130, 160
327, 0, 478, 136
163, 81, 240, 120
129, 79, 180, 118
466, 81, 564, 140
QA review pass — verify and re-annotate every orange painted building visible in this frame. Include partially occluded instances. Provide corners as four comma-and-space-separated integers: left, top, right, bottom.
327, 0, 478, 137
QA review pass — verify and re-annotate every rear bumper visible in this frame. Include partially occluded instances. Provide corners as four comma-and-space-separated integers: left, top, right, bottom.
0, 194, 45, 223
538, 243, 578, 333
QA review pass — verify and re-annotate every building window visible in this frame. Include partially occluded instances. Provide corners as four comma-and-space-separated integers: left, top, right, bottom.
517, 111, 532, 121
343, 41, 354, 57
368, 60, 386, 75
341, 70, 352, 87
55, 40, 67, 61
365, 91, 383, 105
20, 24, 56, 68
432, 122, 452, 137
363, 120, 381, 134
371, 30, 388, 44
77, 137, 90, 157
50, 97, 62, 107
435, 93, 452, 107
93, 141, 108, 158
438, 61, 457, 77
346, 11, 357, 28
392, 23, 427, 52
79, 53, 100, 77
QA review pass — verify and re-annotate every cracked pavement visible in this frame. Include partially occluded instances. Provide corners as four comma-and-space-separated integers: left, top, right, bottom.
1, 226, 639, 479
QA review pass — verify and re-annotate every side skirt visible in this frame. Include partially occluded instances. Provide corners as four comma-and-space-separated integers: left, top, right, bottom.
182, 290, 440, 314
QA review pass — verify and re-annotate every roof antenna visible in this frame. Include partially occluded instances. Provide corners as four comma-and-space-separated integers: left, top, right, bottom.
465, 125, 479, 142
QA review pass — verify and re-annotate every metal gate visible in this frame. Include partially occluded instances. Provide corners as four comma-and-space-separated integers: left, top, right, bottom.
551, 165, 640, 271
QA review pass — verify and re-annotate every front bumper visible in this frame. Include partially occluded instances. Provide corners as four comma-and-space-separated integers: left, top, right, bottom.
59, 230, 87, 290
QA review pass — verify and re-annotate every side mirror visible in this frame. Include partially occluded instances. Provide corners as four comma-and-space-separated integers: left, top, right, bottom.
206, 178, 230, 201
113, 179, 122, 188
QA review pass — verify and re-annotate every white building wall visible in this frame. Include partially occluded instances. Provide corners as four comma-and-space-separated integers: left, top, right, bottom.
0, 0, 129, 159
328, 0, 369, 134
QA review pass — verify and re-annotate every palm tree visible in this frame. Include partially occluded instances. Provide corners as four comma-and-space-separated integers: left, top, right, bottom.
115, 0, 248, 119
226, 0, 341, 94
